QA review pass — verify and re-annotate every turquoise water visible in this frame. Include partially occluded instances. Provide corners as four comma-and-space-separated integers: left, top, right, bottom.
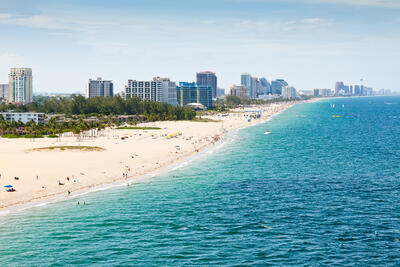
1, 96, 400, 266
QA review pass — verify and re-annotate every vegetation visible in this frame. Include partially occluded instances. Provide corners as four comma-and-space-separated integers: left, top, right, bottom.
0, 95, 196, 137
30, 146, 105, 151
0, 116, 105, 137
2, 133, 44, 139
0, 95, 196, 121
116, 127, 161, 130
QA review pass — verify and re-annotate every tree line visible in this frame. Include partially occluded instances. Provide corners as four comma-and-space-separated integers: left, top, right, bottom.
0, 95, 196, 121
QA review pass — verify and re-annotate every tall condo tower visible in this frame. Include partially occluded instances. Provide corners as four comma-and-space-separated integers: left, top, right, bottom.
9, 68, 33, 104
196, 71, 217, 99
86, 78, 114, 98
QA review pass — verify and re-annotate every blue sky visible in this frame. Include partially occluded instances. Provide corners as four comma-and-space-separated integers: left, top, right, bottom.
0, 0, 399, 93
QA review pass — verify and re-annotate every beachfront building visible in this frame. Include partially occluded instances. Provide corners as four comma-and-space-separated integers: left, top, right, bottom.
335, 81, 345, 95
282, 86, 297, 99
271, 79, 288, 95
230, 85, 248, 98
258, 77, 272, 96
241, 73, 256, 99
0, 111, 44, 123
196, 71, 217, 99
124, 77, 177, 105
0, 84, 9, 101
176, 82, 213, 108
314, 88, 332, 97
9, 68, 33, 104
86, 78, 114, 98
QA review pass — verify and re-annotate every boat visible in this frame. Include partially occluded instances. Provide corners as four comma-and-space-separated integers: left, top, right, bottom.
332, 115, 341, 118
264, 131, 271, 135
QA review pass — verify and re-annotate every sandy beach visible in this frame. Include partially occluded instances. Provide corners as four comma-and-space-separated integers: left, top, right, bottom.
0, 100, 316, 212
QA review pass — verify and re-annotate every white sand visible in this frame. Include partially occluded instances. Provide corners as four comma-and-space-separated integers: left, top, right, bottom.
0, 101, 310, 210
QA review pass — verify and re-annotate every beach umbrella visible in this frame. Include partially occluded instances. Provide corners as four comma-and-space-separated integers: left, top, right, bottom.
3, 185, 13, 188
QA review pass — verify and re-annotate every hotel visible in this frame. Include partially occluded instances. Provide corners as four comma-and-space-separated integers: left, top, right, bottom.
124, 77, 177, 106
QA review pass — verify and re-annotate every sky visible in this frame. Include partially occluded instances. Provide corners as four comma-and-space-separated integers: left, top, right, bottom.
0, 0, 399, 93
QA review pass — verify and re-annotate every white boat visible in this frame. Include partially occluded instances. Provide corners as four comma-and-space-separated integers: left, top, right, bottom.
264, 131, 271, 135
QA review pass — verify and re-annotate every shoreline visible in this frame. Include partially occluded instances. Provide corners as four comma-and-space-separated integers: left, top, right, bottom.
0, 98, 321, 216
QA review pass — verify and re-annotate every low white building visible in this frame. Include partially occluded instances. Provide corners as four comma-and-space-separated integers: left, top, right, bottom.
0, 111, 45, 123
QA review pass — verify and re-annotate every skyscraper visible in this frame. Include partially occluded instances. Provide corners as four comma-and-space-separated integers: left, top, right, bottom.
86, 78, 114, 98
335, 81, 344, 95
271, 79, 288, 95
196, 71, 217, 99
0, 84, 9, 101
154, 77, 178, 106
282, 86, 297, 99
258, 77, 271, 95
177, 82, 213, 108
9, 68, 33, 104
241, 73, 251, 97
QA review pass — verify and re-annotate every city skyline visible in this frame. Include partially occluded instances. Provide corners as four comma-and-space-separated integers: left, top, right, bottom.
0, 0, 399, 93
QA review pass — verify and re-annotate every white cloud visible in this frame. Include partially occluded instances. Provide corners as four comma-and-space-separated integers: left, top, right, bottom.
235, 17, 327, 32
306, 0, 400, 8
0, 13, 12, 19
239, 0, 400, 8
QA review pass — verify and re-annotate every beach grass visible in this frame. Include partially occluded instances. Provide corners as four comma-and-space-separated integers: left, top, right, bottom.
116, 127, 161, 130
2, 134, 44, 139
30, 146, 106, 152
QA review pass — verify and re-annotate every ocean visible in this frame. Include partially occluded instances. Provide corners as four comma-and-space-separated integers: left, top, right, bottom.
1, 96, 400, 266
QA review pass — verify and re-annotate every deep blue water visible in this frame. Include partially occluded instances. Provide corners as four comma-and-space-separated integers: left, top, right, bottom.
1, 96, 400, 266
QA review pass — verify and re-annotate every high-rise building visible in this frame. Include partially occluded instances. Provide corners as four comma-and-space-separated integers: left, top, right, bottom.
314, 88, 332, 97
177, 82, 213, 108
154, 77, 177, 106
230, 85, 248, 98
282, 86, 297, 99
258, 77, 271, 95
271, 79, 288, 95
0, 84, 9, 101
124, 77, 177, 105
335, 81, 344, 95
86, 78, 113, 98
9, 68, 33, 104
196, 71, 217, 99
251, 77, 258, 98
241, 73, 256, 99
354, 85, 361, 96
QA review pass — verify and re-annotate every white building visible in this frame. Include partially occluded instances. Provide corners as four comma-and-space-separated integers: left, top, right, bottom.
0, 111, 44, 123
0, 84, 9, 101
86, 78, 114, 98
282, 86, 297, 99
124, 77, 177, 105
9, 68, 33, 104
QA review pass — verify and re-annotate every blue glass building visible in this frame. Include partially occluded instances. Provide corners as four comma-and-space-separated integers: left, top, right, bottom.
177, 82, 213, 108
